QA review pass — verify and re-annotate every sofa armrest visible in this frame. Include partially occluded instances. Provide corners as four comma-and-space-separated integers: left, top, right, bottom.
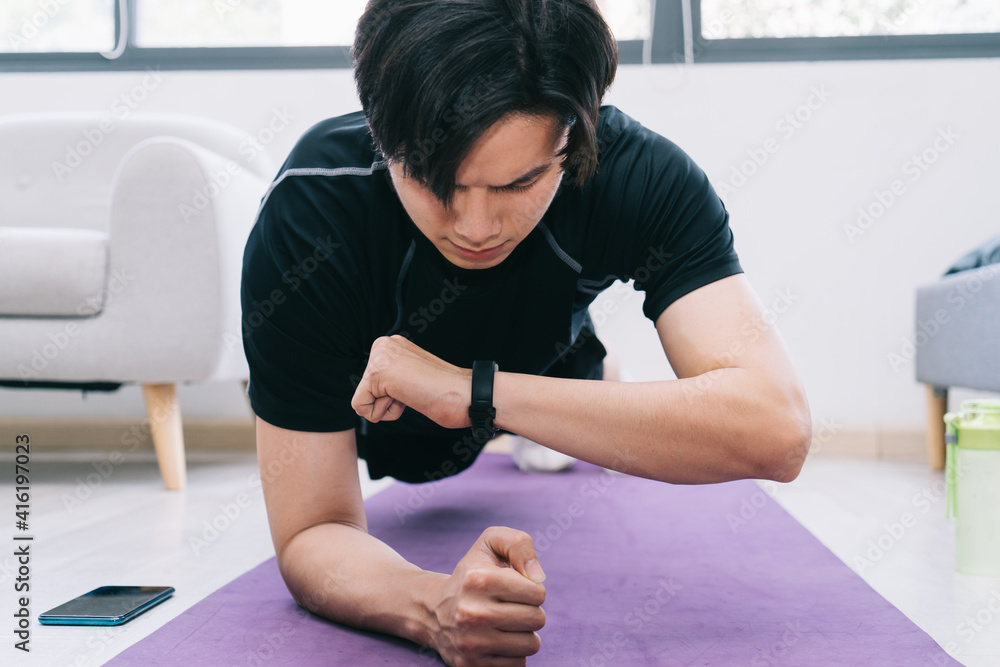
104, 137, 269, 383
914, 265, 1000, 393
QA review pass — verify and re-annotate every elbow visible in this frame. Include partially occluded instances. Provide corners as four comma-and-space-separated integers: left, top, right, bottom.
757, 409, 812, 484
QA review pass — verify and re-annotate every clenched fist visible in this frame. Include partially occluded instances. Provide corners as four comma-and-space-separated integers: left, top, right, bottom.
429, 526, 547, 666
351, 335, 473, 429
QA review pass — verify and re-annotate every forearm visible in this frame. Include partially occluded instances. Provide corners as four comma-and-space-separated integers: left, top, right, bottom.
278, 522, 446, 648
493, 368, 808, 484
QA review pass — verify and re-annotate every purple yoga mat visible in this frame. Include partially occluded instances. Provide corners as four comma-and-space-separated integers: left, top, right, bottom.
108, 453, 959, 666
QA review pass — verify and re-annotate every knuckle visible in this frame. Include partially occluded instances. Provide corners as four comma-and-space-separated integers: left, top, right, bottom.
463, 568, 491, 592
481, 525, 504, 540
453, 630, 483, 655
454, 601, 487, 631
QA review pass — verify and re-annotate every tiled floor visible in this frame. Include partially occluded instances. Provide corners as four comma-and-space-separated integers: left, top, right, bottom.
0, 444, 998, 666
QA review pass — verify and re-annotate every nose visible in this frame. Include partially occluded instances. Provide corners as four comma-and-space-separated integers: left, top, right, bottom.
452, 188, 501, 247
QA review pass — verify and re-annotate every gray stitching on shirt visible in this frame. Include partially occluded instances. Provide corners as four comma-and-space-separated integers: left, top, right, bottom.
252, 163, 385, 223
538, 222, 582, 274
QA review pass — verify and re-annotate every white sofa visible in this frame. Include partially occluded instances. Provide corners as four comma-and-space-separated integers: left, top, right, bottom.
0, 112, 277, 489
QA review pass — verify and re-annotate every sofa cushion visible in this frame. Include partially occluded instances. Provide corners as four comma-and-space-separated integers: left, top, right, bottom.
945, 233, 1000, 275
0, 227, 109, 317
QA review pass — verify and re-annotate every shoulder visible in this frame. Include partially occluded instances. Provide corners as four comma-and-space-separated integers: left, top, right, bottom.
593, 105, 698, 181
245, 112, 393, 299
554, 105, 711, 234
263, 111, 386, 213
253, 111, 388, 249
280, 110, 382, 173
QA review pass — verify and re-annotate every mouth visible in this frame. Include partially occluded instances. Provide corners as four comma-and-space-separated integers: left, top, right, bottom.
450, 240, 508, 261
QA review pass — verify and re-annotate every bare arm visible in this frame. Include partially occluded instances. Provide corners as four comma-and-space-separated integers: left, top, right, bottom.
353, 274, 812, 486
493, 274, 811, 484
256, 417, 443, 644
256, 417, 546, 666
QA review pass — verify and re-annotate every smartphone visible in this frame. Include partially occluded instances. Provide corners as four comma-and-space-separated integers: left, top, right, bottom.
38, 586, 175, 626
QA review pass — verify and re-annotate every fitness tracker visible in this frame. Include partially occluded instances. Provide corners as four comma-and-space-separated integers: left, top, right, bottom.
469, 360, 499, 445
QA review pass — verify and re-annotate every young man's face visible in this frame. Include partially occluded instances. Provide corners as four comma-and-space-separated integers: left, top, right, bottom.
388, 113, 569, 270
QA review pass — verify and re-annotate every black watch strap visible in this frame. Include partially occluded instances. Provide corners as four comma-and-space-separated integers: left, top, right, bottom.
469, 360, 499, 445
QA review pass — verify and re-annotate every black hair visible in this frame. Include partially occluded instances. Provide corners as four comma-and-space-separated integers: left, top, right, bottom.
353, 0, 618, 205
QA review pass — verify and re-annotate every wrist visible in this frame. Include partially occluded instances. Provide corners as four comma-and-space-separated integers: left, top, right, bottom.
492, 370, 516, 432
468, 360, 499, 444
407, 570, 449, 650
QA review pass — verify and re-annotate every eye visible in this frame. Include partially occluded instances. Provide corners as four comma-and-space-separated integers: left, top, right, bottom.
495, 179, 538, 193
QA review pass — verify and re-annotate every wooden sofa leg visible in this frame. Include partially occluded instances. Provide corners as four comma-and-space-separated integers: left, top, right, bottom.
142, 383, 187, 490
924, 384, 948, 470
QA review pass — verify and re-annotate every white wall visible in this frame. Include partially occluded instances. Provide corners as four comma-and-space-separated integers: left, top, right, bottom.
1, 57, 998, 425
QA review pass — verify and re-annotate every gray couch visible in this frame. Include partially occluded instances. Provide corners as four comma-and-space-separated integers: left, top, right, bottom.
915, 235, 1000, 468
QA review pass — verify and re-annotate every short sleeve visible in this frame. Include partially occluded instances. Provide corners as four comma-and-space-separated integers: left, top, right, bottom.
240, 177, 366, 433
583, 108, 744, 323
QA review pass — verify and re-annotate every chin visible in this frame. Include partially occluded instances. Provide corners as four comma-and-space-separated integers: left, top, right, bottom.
450, 255, 506, 270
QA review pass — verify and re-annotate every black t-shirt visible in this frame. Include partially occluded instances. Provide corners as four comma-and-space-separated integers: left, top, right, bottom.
240, 105, 743, 476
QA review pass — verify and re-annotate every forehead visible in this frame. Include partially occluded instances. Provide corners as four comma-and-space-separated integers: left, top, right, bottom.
455, 113, 567, 187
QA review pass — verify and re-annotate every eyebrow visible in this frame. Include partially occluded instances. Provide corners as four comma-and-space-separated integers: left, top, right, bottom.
501, 163, 552, 187
456, 163, 553, 191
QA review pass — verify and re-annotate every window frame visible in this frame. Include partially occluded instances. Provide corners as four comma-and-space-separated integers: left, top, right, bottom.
683, 0, 1000, 63
1, 0, 998, 73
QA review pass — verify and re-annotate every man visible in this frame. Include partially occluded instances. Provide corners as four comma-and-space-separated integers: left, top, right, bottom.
240, 1, 811, 665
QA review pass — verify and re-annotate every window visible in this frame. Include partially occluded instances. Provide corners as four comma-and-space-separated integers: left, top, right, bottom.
135, 0, 367, 48
1, 0, 115, 54
1, 0, 998, 71
597, 0, 653, 41
700, 0, 1000, 39
690, 0, 1000, 62
133, 1, 650, 48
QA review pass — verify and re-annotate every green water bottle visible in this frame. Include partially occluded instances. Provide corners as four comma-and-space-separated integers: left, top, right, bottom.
945, 399, 1000, 577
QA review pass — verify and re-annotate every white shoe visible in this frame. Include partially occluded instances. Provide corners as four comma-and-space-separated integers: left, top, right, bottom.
509, 435, 576, 473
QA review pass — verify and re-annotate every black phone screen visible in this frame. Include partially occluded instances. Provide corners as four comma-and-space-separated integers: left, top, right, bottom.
40, 586, 174, 622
